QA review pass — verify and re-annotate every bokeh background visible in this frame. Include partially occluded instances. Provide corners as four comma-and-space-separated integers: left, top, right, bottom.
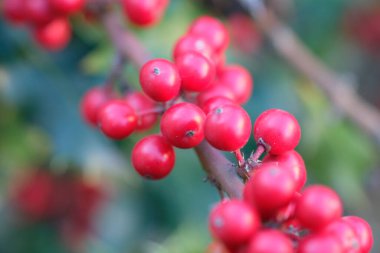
0, 0, 379, 252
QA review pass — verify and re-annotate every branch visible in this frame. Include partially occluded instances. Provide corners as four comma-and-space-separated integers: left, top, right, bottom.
240, 0, 380, 146
98, 5, 244, 198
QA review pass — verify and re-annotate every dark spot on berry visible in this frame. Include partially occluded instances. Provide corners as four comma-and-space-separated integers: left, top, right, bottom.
153, 67, 160, 75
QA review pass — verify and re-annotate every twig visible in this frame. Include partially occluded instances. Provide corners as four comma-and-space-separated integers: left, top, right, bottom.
240, 0, 380, 146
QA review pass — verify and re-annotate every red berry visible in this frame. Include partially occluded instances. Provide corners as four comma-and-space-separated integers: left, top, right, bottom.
202, 96, 237, 115
139, 59, 181, 102
209, 200, 260, 247
218, 65, 253, 104
197, 84, 236, 108
173, 34, 214, 60
175, 52, 215, 92
80, 87, 112, 126
247, 229, 293, 253
324, 219, 360, 253
3, 0, 27, 24
160, 103, 206, 148
299, 233, 343, 253
253, 109, 301, 155
125, 91, 158, 131
98, 100, 137, 140
34, 18, 71, 51
131, 134, 175, 179
296, 185, 343, 231
204, 104, 251, 151
263, 150, 307, 191
189, 16, 229, 54
49, 0, 85, 15
275, 192, 302, 222
343, 216, 373, 253
244, 163, 297, 216
25, 0, 55, 25
122, 0, 168, 27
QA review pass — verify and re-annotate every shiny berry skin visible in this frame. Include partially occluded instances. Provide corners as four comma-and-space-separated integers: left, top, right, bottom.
25, 0, 55, 25
98, 100, 137, 140
343, 216, 373, 253
34, 18, 71, 51
209, 200, 260, 247
80, 87, 111, 126
299, 233, 343, 253
253, 109, 301, 155
324, 219, 360, 253
244, 163, 297, 216
204, 104, 251, 151
122, 0, 168, 27
218, 65, 253, 104
247, 229, 293, 253
189, 16, 229, 54
139, 59, 181, 102
125, 91, 158, 131
202, 96, 237, 115
3, 0, 27, 24
296, 185, 343, 231
173, 34, 214, 60
160, 103, 206, 149
49, 0, 85, 15
197, 84, 236, 108
263, 150, 306, 191
131, 135, 175, 180
175, 52, 215, 92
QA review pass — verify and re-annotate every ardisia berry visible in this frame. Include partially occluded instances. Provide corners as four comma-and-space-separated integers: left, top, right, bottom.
343, 216, 373, 253
173, 34, 214, 61
34, 17, 71, 51
25, 0, 55, 25
3, 0, 27, 24
80, 87, 112, 126
197, 84, 236, 108
323, 219, 360, 253
201, 96, 237, 115
122, 0, 169, 27
298, 233, 343, 253
160, 103, 206, 148
253, 109, 301, 155
49, 0, 85, 15
247, 229, 293, 253
131, 134, 175, 179
125, 91, 158, 131
139, 59, 181, 102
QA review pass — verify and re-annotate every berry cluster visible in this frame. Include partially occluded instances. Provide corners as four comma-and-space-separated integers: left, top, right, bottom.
2, 0, 85, 50
207, 111, 373, 252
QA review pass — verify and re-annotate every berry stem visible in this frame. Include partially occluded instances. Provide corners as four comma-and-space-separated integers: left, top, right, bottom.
247, 143, 266, 170
234, 149, 245, 167
105, 54, 126, 91
137, 106, 165, 116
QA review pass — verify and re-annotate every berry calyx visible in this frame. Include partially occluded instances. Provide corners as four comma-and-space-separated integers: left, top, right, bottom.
253, 109, 301, 155
296, 185, 342, 231
34, 17, 71, 51
209, 200, 260, 247
204, 104, 251, 151
175, 51, 215, 92
160, 103, 206, 148
139, 59, 181, 102
98, 100, 137, 140
131, 134, 175, 179
80, 87, 112, 126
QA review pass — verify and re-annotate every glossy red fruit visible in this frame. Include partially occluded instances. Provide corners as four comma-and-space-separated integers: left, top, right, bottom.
125, 91, 158, 131
160, 103, 206, 148
49, 0, 85, 15
244, 163, 297, 216
25, 0, 55, 25
299, 233, 343, 253
175, 52, 215, 92
139, 59, 181, 102
34, 18, 71, 51
253, 109, 301, 155
131, 134, 175, 179
202, 96, 237, 115
197, 84, 236, 109
247, 229, 293, 253
204, 104, 251, 151
275, 192, 302, 222
3, 0, 27, 24
80, 87, 111, 126
218, 65, 253, 104
263, 150, 306, 191
209, 200, 260, 247
98, 100, 137, 140
189, 16, 229, 54
343, 216, 373, 253
173, 34, 214, 60
324, 219, 360, 253
122, 0, 169, 27
296, 185, 343, 231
